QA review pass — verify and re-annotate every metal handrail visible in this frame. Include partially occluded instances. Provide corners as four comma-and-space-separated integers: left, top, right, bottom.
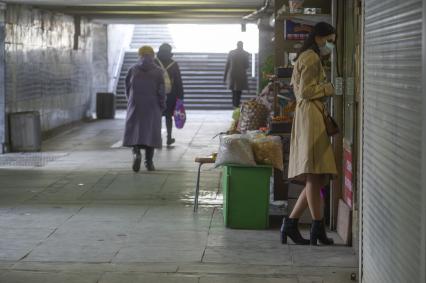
110, 46, 127, 94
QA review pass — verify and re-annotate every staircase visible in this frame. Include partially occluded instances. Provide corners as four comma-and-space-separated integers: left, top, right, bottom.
115, 25, 258, 110
130, 25, 175, 51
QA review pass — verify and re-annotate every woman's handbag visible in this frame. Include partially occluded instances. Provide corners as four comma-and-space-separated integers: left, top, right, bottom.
313, 102, 339, 136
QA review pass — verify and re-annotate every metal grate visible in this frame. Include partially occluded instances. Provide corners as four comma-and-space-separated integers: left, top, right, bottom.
0, 152, 69, 167
362, 0, 423, 282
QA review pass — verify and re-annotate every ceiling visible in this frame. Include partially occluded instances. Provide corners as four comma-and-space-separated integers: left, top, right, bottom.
4, 0, 268, 23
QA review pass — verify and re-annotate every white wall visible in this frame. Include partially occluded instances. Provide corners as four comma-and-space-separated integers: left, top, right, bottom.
107, 24, 134, 92
5, 5, 108, 135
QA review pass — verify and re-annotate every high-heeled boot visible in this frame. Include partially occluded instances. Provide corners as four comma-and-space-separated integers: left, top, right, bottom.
144, 147, 155, 171
280, 218, 310, 245
310, 219, 334, 246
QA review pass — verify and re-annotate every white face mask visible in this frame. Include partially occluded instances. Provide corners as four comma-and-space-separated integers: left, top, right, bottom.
319, 41, 335, 56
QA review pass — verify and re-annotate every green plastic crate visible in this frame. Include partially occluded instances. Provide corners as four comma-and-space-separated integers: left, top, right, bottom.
222, 165, 272, 229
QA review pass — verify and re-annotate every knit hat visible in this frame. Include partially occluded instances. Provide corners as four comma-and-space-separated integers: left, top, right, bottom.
138, 45, 154, 57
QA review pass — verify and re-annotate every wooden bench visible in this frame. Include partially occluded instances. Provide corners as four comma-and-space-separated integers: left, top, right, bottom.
194, 157, 215, 212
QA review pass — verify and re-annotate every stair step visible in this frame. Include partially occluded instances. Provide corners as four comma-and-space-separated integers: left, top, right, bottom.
115, 95, 257, 100
115, 88, 257, 94
120, 26, 258, 110
183, 98, 254, 103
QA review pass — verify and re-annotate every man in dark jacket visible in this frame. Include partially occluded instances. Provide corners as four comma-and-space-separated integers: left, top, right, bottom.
123, 45, 166, 172
156, 43, 184, 146
224, 41, 250, 108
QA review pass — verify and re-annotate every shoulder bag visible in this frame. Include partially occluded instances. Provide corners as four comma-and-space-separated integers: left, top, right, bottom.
313, 102, 339, 136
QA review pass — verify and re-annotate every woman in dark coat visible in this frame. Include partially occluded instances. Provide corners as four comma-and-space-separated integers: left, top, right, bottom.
123, 45, 166, 172
156, 43, 184, 146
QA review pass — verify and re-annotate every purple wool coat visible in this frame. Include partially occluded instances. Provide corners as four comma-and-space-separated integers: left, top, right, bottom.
123, 58, 166, 148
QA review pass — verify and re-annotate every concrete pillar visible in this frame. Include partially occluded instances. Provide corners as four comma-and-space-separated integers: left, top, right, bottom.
0, 3, 5, 153
257, 16, 274, 91
91, 24, 109, 114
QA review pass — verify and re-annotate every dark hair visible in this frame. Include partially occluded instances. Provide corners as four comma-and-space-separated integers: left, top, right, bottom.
295, 22, 335, 61
157, 43, 173, 61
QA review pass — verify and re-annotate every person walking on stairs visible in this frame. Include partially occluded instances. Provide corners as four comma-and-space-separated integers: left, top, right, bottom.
123, 45, 166, 172
156, 43, 184, 146
281, 22, 338, 246
224, 41, 250, 108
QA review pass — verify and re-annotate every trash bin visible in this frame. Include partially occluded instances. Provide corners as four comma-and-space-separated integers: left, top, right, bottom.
222, 164, 272, 229
96, 92, 115, 119
9, 111, 41, 152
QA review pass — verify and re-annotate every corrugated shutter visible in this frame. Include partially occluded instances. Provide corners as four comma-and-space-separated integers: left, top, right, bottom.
362, 0, 423, 282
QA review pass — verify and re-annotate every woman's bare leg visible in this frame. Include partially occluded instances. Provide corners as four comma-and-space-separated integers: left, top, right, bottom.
289, 188, 308, 218
305, 174, 323, 220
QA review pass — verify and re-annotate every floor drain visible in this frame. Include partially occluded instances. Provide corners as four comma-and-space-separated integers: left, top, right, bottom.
0, 152, 69, 167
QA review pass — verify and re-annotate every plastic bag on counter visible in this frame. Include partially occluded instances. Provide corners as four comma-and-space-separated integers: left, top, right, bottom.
250, 135, 283, 171
245, 130, 266, 140
215, 134, 257, 167
255, 83, 275, 112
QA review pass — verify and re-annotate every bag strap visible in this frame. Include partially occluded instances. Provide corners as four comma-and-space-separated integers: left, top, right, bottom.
156, 58, 176, 71
312, 101, 326, 115
155, 58, 164, 69
165, 61, 176, 70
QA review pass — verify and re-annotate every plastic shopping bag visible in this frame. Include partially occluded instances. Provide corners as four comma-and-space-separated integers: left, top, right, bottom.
174, 99, 186, 129
215, 134, 257, 167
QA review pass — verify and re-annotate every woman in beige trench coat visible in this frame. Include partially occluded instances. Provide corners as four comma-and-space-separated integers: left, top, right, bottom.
281, 22, 338, 246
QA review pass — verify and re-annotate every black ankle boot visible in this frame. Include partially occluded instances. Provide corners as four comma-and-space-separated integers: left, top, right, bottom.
145, 161, 155, 171
132, 147, 141, 172
167, 137, 175, 146
310, 219, 334, 246
280, 218, 310, 245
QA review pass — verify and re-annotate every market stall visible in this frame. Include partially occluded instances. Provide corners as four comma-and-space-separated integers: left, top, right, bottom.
210, 0, 336, 230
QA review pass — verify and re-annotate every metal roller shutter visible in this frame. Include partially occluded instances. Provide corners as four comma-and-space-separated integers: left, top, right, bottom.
362, 0, 424, 282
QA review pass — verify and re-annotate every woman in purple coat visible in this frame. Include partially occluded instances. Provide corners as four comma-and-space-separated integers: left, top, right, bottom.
123, 46, 166, 172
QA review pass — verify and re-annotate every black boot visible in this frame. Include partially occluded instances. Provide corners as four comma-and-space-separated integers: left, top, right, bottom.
145, 147, 155, 171
145, 161, 155, 171
167, 136, 175, 146
166, 115, 175, 146
280, 218, 310, 245
310, 219, 334, 246
132, 146, 141, 172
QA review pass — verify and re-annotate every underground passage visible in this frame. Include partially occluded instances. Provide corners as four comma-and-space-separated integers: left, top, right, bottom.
0, 1, 425, 283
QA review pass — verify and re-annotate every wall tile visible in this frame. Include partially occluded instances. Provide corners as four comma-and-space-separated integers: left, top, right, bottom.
4, 5, 108, 133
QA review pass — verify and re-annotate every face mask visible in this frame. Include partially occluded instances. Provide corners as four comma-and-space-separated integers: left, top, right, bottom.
319, 41, 335, 56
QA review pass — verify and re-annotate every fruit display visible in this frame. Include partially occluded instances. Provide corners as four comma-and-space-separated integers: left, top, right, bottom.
283, 100, 296, 113
272, 115, 293, 122
270, 116, 293, 133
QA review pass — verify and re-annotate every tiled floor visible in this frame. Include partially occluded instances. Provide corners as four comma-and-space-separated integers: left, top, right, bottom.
0, 111, 358, 282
